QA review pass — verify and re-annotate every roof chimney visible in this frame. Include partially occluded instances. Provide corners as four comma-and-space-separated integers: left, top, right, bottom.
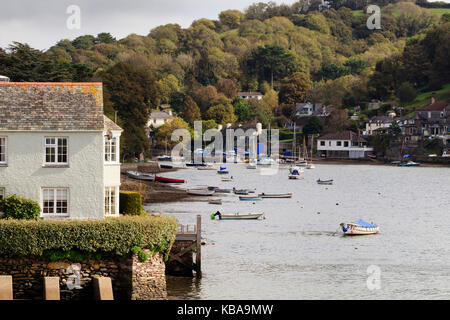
0, 75, 10, 82
431, 96, 435, 105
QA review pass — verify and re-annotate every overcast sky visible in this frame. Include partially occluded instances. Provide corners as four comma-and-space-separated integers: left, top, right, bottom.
0, 0, 300, 50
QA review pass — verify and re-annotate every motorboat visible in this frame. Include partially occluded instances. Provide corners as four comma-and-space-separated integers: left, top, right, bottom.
340, 220, 380, 235
288, 166, 303, 180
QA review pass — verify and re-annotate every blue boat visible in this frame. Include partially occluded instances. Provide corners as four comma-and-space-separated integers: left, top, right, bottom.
157, 155, 172, 161
217, 170, 229, 174
208, 186, 219, 190
239, 196, 262, 201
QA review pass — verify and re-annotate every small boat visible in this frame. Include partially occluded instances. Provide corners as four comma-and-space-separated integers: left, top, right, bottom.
258, 156, 276, 166
397, 160, 420, 167
217, 170, 229, 174
155, 176, 185, 183
210, 211, 263, 220
207, 186, 219, 190
126, 171, 155, 181
197, 165, 216, 170
340, 220, 380, 235
288, 166, 304, 180
233, 188, 249, 195
159, 164, 173, 169
258, 193, 292, 198
215, 188, 232, 193
317, 179, 333, 185
247, 162, 257, 169
186, 189, 215, 196
239, 196, 262, 201
221, 177, 234, 182
208, 199, 222, 205
157, 155, 172, 161
186, 162, 206, 167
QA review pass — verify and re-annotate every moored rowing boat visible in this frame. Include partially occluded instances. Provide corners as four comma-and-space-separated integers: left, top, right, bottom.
258, 193, 292, 198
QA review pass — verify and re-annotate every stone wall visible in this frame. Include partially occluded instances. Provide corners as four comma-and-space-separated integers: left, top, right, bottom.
0, 252, 167, 300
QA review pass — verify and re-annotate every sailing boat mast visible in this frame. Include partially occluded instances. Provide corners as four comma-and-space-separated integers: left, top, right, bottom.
293, 123, 296, 161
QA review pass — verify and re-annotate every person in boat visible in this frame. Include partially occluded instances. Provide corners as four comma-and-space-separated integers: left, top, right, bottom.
211, 211, 222, 220
340, 223, 349, 232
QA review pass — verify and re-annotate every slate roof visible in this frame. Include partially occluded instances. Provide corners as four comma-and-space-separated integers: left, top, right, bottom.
103, 115, 123, 131
416, 102, 450, 112
0, 82, 104, 131
150, 111, 173, 120
318, 130, 367, 142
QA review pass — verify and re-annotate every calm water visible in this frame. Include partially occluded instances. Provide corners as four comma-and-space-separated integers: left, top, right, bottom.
146, 163, 450, 299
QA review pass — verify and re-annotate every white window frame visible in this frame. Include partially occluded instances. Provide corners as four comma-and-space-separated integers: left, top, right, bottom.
0, 137, 7, 164
104, 135, 118, 163
44, 137, 68, 165
41, 188, 69, 217
105, 186, 119, 216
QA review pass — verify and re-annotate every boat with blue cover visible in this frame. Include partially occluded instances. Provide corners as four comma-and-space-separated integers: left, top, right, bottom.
239, 196, 262, 201
340, 220, 379, 235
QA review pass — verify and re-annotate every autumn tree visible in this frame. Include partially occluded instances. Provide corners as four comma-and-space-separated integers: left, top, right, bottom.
180, 96, 201, 125
216, 78, 238, 98
323, 109, 350, 134
205, 104, 237, 125
279, 72, 312, 104
219, 10, 245, 30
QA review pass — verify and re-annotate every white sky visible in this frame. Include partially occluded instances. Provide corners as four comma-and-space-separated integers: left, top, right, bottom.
0, 0, 299, 50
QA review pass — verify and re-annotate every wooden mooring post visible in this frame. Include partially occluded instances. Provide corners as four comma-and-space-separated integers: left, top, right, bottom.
166, 214, 202, 277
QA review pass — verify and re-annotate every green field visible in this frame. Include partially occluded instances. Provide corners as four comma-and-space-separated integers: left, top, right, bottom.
405, 83, 450, 110
427, 8, 450, 16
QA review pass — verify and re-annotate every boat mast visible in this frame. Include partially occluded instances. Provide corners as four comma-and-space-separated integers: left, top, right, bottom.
293, 123, 296, 161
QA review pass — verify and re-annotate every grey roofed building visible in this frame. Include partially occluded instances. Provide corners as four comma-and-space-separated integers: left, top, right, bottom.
0, 82, 104, 131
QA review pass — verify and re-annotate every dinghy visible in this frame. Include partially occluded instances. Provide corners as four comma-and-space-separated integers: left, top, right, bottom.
217, 167, 229, 174
258, 193, 292, 198
126, 171, 155, 181
233, 188, 249, 195
208, 199, 222, 205
215, 188, 232, 193
210, 211, 263, 220
239, 196, 262, 201
317, 179, 333, 185
155, 176, 185, 183
221, 177, 234, 182
397, 160, 420, 167
186, 189, 215, 196
340, 220, 379, 235
288, 166, 304, 180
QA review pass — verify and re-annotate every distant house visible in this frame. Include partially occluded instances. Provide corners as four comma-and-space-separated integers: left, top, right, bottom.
368, 100, 382, 111
295, 103, 314, 117
317, 131, 373, 159
237, 92, 263, 100
0, 81, 123, 219
147, 110, 175, 129
366, 116, 394, 135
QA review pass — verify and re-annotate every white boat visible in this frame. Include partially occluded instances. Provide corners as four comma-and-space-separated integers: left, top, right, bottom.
221, 177, 234, 182
247, 162, 257, 169
210, 211, 263, 220
125, 171, 155, 181
258, 193, 292, 198
186, 189, 215, 196
288, 166, 304, 179
340, 220, 379, 235
258, 156, 276, 166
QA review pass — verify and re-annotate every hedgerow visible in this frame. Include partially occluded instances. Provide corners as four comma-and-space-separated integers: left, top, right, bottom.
0, 216, 177, 258
119, 191, 146, 216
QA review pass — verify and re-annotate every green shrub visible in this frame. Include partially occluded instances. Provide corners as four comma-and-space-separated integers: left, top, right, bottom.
0, 216, 177, 258
120, 191, 146, 216
0, 195, 40, 220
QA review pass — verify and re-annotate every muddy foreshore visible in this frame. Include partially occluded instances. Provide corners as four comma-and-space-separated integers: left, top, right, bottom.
120, 162, 202, 204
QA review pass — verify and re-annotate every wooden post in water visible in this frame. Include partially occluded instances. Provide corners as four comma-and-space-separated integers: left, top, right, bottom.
196, 214, 202, 278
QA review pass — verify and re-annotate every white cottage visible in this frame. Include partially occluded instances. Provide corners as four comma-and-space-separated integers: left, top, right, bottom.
0, 82, 122, 219
317, 131, 373, 159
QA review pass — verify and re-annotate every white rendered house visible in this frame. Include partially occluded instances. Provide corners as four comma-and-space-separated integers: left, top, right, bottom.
317, 131, 373, 159
0, 82, 122, 219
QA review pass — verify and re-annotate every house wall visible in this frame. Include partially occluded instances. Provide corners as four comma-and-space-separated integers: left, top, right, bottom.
317, 139, 373, 158
0, 131, 104, 219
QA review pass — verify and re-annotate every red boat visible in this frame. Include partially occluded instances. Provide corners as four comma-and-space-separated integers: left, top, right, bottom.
154, 176, 185, 183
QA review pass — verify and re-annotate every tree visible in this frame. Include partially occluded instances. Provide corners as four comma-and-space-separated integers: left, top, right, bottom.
72, 35, 96, 50
219, 10, 245, 30
157, 74, 180, 104
95, 32, 117, 44
216, 78, 238, 98
323, 109, 350, 133
180, 96, 201, 125
101, 62, 159, 159
205, 104, 237, 125
233, 98, 253, 122
303, 116, 324, 136
248, 45, 297, 86
279, 72, 312, 104
396, 82, 416, 104
192, 85, 219, 113
155, 118, 192, 148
